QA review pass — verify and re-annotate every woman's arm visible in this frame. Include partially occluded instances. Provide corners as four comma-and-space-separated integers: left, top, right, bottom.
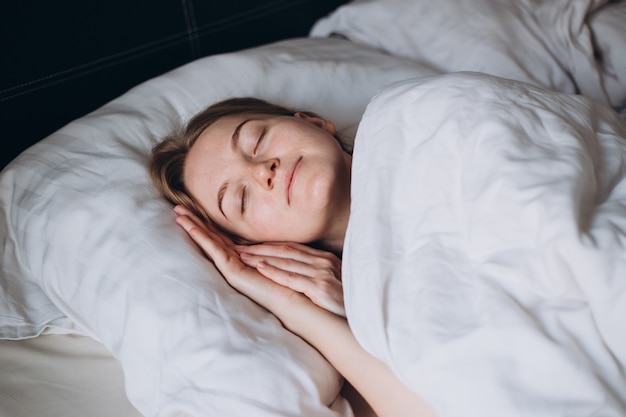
276, 292, 436, 417
174, 206, 436, 417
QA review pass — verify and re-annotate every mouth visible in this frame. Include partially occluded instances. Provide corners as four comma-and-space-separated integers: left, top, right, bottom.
286, 157, 302, 205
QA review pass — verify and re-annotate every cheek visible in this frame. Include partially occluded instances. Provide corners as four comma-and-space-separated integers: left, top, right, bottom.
247, 198, 316, 242
245, 200, 285, 238
300, 166, 337, 209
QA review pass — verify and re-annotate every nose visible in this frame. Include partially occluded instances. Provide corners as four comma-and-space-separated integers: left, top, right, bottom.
252, 158, 278, 189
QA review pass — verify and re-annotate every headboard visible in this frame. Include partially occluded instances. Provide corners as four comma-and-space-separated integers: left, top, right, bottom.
0, 0, 346, 169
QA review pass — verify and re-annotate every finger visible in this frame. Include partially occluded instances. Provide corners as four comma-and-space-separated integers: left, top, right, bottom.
255, 260, 341, 307
173, 205, 225, 235
174, 208, 228, 246
174, 205, 207, 229
239, 252, 331, 280
175, 215, 233, 261
239, 241, 324, 256
176, 216, 267, 290
175, 214, 206, 238
173, 204, 192, 216
173, 205, 206, 227
236, 242, 339, 266
175, 215, 215, 254
254, 261, 317, 295
257, 262, 345, 317
173, 212, 316, 316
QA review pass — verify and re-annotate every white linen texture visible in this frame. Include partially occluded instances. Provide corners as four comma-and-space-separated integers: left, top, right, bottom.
344, 72, 626, 417
311, 0, 626, 111
0, 38, 436, 417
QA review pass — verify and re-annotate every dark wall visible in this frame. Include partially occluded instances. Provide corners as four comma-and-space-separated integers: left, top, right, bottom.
0, 0, 345, 169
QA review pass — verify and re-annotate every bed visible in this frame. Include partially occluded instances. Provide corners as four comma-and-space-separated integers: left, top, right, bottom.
1, 1, 625, 416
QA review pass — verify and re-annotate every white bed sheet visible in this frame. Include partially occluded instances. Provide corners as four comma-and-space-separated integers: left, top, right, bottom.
0, 334, 377, 417
345, 72, 626, 416
0, 335, 143, 417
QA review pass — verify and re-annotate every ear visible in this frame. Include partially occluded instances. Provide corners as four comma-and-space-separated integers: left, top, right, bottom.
294, 112, 337, 135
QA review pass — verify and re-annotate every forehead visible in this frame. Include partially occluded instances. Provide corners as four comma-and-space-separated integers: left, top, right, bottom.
183, 113, 268, 219
183, 117, 238, 202
186, 113, 253, 170
198, 113, 250, 139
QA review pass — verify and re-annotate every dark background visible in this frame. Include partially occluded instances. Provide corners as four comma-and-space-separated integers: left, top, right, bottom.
0, 0, 345, 169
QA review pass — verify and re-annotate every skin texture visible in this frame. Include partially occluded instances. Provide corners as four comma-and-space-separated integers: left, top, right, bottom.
184, 112, 352, 254
237, 242, 346, 317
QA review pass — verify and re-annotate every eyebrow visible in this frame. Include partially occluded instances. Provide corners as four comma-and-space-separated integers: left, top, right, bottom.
231, 118, 252, 152
217, 118, 252, 219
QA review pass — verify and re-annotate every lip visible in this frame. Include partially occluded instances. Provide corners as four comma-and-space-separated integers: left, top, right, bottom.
286, 157, 302, 205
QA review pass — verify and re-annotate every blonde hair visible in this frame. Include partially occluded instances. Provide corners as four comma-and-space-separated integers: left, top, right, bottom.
149, 97, 346, 225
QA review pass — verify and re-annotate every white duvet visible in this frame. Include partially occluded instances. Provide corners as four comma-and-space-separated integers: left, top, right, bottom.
345, 73, 626, 416
311, 0, 626, 112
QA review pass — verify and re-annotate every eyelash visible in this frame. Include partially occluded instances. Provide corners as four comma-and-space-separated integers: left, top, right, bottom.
252, 129, 266, 155
240, 185, 247, 215
241, 128, 265, 215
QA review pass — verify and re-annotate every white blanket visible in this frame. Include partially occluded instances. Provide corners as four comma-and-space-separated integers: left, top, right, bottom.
345, 73, 626, 416
311, 0, 626, 111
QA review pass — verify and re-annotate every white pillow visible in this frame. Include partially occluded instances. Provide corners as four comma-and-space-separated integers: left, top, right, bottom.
0, 37, 436, 417
311, 0, 617, 105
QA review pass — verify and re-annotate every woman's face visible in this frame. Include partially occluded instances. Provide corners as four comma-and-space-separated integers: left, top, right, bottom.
184, 112, 352, 244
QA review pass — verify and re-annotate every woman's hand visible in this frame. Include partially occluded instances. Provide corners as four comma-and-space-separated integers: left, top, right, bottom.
173, 206, 435, 417
173, 205, 344, 317
236, 242, 345, 317
173, 205, 302, 316
174, 206, 321, 324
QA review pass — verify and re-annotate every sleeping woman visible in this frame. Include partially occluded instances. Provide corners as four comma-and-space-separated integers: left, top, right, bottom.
150, 74, 626, 417
149, 97, 435, 416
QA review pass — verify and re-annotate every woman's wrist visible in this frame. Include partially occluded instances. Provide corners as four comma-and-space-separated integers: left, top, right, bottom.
273, 299, 436, 417
271, 292, 332, 336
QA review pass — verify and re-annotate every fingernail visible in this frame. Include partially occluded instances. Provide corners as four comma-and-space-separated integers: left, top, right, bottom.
235, 245, 247, 253
239, 253, 255, 266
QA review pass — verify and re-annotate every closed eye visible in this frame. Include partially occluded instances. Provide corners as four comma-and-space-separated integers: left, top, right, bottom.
240, 185, 248, 215
252, 129, 266, 155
